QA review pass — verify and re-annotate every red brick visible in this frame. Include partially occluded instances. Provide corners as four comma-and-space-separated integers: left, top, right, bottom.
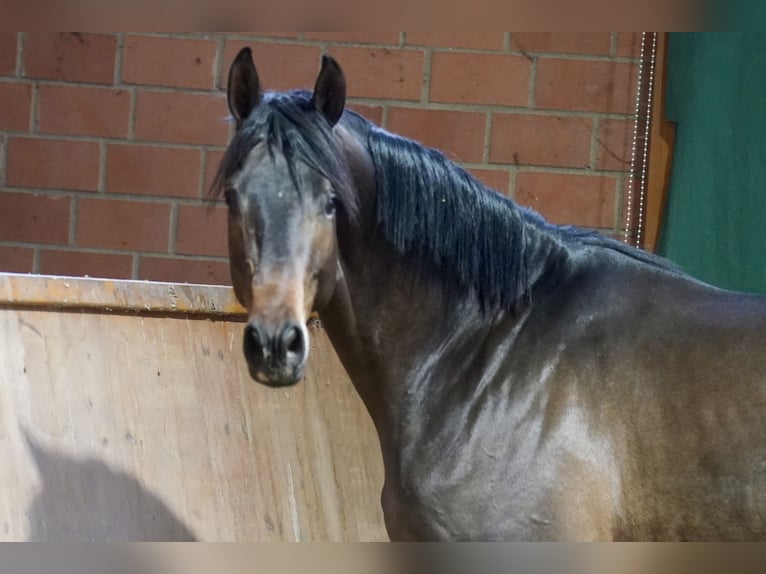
204, 150, 226, 196
139, 257, 230, 285
39, 249, 133, 279
0, 192, 70, 244
304, 33, 400, 44
347, 104, 383, 125
0, 33, 18, 75
617, 33, 642, 58
490, 113, 592, 168
38, 85, 130, 138
326, 47, 424, 100
406, 33, 504, 51
6, 138, 101, 191
516, 172, 617, 228
24, 32, 117, 84
0, 82, 32, 131
429, 52, 530, 106
596, 119, 634, 171
536, 59, 637, 114
467, 169, 511, 195
106, 144, 202, 198
0, 246, 34, 273
511, 33, 612, 56
77, 198, 171, 252
175, 205, 228, 257
223, 41, 321, 91
387, 107, 486, 162
123, 35, 218, 89
134, 90, 229, 145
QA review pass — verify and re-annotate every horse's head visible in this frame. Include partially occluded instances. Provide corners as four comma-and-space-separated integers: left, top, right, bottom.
217, 48, 353, 387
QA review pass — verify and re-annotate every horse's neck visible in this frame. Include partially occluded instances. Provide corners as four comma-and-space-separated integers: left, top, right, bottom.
321, 123, 565, 451
317, 234, 505, 464
319, 242, 431, 400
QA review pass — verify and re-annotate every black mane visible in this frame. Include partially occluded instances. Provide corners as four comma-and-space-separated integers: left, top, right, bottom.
362, 122, 680, 310
367, 126, 529, 310
213, 89, 680, 311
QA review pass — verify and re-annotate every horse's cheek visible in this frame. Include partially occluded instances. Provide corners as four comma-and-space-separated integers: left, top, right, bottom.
227, 219, 253, 309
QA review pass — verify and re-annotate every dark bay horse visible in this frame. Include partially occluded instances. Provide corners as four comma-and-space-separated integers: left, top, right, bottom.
212, 47, 766, 541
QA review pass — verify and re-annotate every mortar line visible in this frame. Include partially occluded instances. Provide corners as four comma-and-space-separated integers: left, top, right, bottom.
98, 141, 107, 192
213, 35, 225, 90
0, 136, 4, 187
168, 202, 179, 255
590, 115, 601, 170
0, 186, 233, 205
127, 87, 137, 140
30, 82, 39, 132
483, 112, 493, 164
508, 166, 518, 199
131, 254, 140, 279
31, 247, 40, 274
0, 239, 231, 261
114, 33, 125, 85
199, 148, 209, 198
614, 172, 626, 235
68, 195, 78, 246
528, 56, 538, 109
15, 32, 23, 76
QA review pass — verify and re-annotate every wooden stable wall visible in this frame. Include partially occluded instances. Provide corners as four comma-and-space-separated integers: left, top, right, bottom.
0, 273, 386, 541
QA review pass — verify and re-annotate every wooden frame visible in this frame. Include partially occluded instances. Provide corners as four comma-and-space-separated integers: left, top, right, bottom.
643, 32, 677, 253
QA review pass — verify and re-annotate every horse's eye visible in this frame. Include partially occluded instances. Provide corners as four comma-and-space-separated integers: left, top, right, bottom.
324, 195, 338, 218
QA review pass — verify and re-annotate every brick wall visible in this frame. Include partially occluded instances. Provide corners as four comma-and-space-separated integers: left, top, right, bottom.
0, 32, 640, 285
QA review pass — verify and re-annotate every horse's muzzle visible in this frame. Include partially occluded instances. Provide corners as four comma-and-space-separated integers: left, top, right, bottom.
243, 320, 307, 386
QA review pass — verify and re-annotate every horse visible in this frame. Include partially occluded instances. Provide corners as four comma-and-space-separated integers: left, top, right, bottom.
211, 47, 766, 541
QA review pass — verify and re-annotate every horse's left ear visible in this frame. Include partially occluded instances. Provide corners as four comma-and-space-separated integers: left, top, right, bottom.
311, 54, 346, 127
227, 47, 261, 127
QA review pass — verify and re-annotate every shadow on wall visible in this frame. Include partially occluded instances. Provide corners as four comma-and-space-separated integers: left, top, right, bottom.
23, 430, 197, 542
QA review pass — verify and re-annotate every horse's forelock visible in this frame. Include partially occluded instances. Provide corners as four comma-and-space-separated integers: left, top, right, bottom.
210, 91, 357, 220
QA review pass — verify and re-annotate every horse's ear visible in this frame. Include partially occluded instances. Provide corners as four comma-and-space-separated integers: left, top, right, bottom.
227, 47, 261, 126
311, 54, 346, 127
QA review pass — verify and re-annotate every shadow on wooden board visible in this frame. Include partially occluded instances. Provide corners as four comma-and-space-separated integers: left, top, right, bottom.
23, 430, 197, 542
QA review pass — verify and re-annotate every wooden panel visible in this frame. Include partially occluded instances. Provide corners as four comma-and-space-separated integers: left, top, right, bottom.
0, 272, 246, 318
0, 274, 386, 541
644, 33, 677, 253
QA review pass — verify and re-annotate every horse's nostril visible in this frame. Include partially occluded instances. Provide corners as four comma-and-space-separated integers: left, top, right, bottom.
244, 323, 266, 360
282, 324, 304, 358
283, 326, 297, 348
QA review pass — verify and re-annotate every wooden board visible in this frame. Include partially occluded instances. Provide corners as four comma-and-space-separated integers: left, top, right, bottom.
644, 32, 676, 253
0, 273, 386, 541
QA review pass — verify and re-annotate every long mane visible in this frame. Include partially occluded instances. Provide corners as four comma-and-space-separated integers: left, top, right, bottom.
366, 126, 530, 310
361, 120, 679, 310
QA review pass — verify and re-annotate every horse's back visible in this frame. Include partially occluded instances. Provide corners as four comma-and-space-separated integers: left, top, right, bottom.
385, 250, 766, 540
542, 255, 766, 540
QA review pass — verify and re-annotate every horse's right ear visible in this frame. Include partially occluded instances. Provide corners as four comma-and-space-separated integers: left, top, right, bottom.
227, 47, 261, 127
311, 54, 346, 127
